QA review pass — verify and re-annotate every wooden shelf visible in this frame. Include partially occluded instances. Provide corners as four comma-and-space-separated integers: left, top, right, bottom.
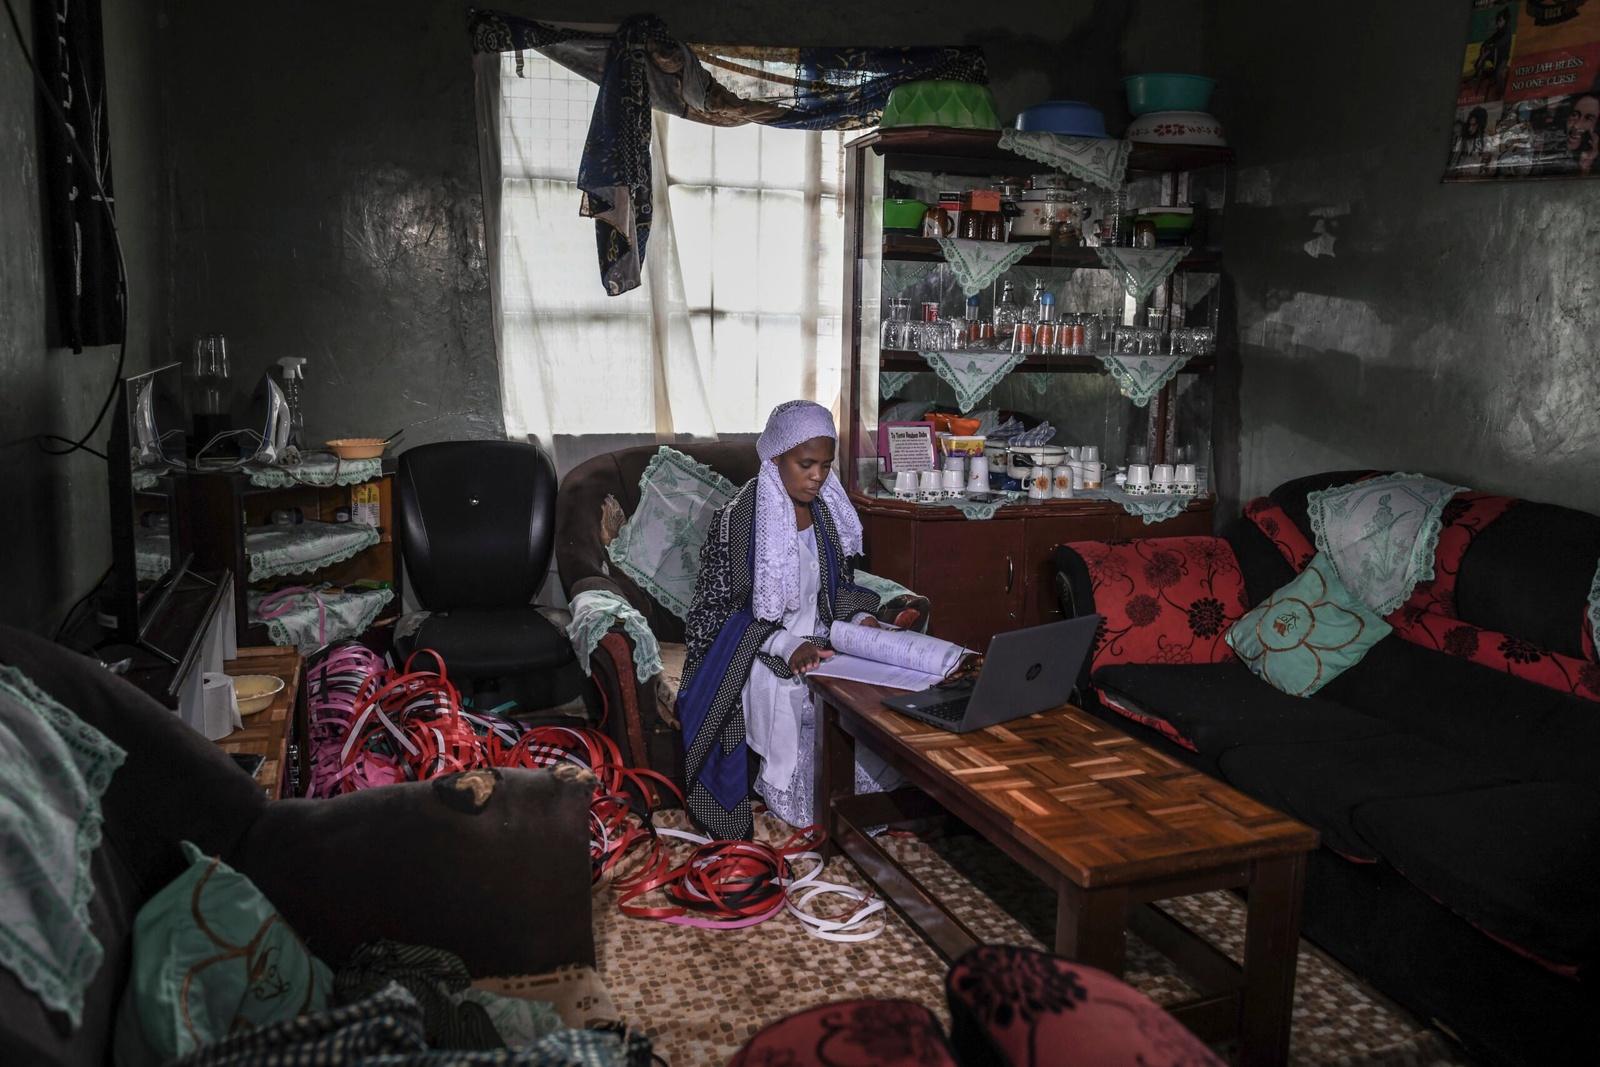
877, 351, 1217, 374
881, 234, 1220, 271
849, 127, 1234, 173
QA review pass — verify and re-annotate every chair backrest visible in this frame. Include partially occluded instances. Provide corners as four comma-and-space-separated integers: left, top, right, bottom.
396, 440, 559, 612
555, 442, 761, 644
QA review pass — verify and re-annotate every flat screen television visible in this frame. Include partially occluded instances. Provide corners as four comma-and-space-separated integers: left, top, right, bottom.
105, 362, 193, 651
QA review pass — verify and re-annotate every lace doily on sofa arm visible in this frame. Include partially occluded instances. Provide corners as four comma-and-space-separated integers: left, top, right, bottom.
568, 589, 663, 683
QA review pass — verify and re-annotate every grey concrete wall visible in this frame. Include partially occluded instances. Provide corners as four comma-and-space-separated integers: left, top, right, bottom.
1208, 0, 1600, 515
0, 0, 166, 633
153, 0, 1204, 453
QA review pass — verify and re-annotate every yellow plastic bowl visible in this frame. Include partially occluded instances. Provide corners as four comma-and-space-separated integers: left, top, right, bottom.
231, 674, 285, 716
326, 437, 387, 460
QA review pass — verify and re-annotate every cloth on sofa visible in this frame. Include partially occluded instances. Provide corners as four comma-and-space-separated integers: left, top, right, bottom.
166, 980, 650, 1066
1306, 472, 1465, 616
566, 590, 662, 684
0, 664, 126, 1027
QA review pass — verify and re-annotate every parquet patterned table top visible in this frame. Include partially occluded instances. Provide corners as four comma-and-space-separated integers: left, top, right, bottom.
817, 679, 1318, 889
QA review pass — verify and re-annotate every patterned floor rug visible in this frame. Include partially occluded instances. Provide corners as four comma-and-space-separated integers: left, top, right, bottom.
593, 810, 1473, 1067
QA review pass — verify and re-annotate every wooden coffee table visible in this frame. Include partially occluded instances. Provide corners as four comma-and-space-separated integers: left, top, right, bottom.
811, 677, 1318, 1067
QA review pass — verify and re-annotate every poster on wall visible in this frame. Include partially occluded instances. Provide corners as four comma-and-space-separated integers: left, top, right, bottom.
1446, 0, 1600, 180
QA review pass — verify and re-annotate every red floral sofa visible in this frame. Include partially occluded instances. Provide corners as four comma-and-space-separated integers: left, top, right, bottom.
1052, 471, 1600, 1067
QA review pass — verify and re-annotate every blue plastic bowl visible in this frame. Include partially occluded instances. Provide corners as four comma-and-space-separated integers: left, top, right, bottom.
1014, 101, 1107, 138
1123, 74, 1216, 116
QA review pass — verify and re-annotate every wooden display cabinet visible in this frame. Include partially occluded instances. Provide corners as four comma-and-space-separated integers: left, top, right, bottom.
839, 128, 1231, 652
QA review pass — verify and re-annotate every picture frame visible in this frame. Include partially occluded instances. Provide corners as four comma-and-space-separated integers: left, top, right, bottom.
878, 420, 937, 473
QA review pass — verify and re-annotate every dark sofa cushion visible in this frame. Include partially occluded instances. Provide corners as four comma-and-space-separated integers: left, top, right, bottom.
1216, 736, 1511, 860
1218, 515, 1298, 608
1354, 782, 1600, 972
1455, 500, 1600, 661
1313, 634, 1600, 788
1093, 662, 1395, 777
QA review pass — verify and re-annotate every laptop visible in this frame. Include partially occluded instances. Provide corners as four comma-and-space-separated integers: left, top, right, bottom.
880, 615, 1101, 733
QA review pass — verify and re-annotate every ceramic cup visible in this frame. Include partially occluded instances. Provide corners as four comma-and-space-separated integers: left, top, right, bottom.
918, 469, 943, 503
1175, 463, 1198, 495
893, 470, 918, 501
1082, 461, 1104, 489
1080, 445, 1100, 464
1151, 463, 1175, 494
966, 464, 989, 495
1125, 464, 1151, 496
1028, 470, 1051, 500
942, 468, 966, 499
1052, 466, 1074, 499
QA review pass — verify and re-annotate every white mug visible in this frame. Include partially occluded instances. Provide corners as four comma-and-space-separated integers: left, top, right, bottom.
1151, 463, 1175, 493
1125, 463, 1151, 496
1028, 470, 1051, 500
1174, 463, 1198, 495
966, 463, 989, 495
1082, 461, 1104, 489
918, 469, 943, 503
1080, 445, 1100, 464
1052, 466, 1074, 499
894, 470, 918, 501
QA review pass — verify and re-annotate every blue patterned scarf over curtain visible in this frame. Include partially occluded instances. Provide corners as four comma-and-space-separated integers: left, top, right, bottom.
468, 8, 988, 295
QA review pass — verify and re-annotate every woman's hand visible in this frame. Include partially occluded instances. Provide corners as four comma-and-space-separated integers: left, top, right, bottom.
788, 641, 833, 674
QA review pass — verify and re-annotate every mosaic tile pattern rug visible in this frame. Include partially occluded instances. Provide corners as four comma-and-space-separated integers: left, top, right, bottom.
593, 811, 1472, 1067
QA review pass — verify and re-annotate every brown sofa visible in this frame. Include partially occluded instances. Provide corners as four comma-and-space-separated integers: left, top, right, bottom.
0, 624, 596, 1067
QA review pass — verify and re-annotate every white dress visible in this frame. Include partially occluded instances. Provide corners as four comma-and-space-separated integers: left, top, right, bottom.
741, 524, 901, 829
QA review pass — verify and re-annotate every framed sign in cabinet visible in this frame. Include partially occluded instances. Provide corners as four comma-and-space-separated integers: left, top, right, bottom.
838, 127, 1235, 652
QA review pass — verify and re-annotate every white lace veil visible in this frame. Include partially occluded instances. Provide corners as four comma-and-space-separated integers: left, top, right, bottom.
752, 400, 863, 622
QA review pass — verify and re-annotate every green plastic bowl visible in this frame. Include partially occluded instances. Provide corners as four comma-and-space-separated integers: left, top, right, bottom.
1138, 207, 1195, 239
1123, 74, 1216, 116
883, 199, 929, 231
880, 80, 1000, 130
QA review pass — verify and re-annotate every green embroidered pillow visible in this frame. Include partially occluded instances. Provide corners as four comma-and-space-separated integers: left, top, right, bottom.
1225, 552, 1392, 696
112, 842, 332, 1067
607, 447, 737, 620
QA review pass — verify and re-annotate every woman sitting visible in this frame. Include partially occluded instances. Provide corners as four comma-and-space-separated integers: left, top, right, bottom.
676, 400, 901, 841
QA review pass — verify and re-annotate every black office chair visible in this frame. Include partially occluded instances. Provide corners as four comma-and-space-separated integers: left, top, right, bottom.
394, 440, 588, 718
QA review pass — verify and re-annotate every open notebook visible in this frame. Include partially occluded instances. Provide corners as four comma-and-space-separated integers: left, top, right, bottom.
804, 621, 969, 690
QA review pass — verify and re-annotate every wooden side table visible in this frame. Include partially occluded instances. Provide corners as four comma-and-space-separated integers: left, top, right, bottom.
213, 646, 305, 800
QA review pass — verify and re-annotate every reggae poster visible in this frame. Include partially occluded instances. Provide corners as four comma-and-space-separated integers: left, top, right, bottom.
1446, 0, 1600, 180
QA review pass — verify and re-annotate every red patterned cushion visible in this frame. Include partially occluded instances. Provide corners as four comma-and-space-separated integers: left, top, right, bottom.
1243, 497, 1315, 572
1064, 538, 1249, 671
1389, 609, 1600, 703
727, 999, 958, 1067
947, 944, 1225, 1067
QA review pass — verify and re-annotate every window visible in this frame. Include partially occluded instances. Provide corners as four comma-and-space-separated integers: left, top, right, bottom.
495, 53, 845, 463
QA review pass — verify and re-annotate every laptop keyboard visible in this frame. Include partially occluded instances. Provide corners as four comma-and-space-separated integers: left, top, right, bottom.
916, 695, 970, 722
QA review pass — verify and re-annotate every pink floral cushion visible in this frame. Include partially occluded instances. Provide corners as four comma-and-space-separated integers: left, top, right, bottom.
947, 944, 1224, 1067
727, 999, 958, 1067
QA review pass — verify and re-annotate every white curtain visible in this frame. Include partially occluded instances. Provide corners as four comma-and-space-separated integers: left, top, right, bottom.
484, 51, 845, 475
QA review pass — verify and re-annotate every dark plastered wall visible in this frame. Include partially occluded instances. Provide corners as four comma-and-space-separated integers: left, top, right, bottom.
1207, 0, 1600, 516
154, 0, 1205, 452
0, 0, 166, 632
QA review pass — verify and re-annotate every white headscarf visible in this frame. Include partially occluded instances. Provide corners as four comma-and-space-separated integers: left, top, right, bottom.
752, 400, 864, 622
